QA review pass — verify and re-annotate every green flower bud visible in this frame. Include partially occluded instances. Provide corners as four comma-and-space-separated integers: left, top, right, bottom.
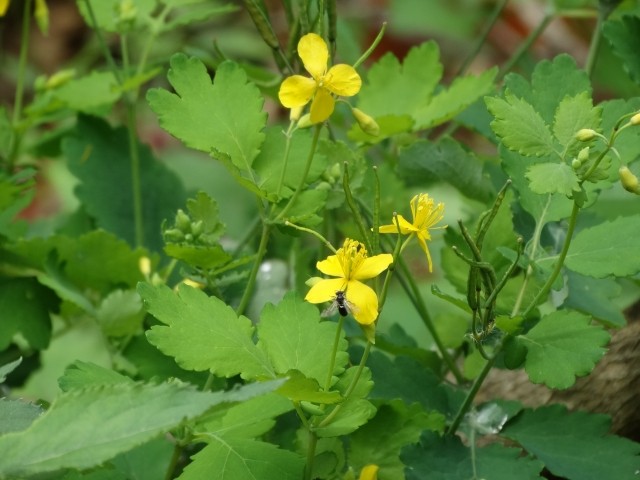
575, 128, 597, 142
630, 113, 640, 126
45, 69, 76, 89
296, 113, 313, 129
35, 0, 49, 35
191, 220, 204, 237
619, 166, 640, 194
571, 158, 582, 170
351, 107, 380, 136
577, 146, 589, 163
163, 228, 184, 242
184, 233, 194, 243
118, 0, 137, 22
175, 209, 191, 232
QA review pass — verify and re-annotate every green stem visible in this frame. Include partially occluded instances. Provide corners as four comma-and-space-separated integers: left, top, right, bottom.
324, 316, 345, 391
353, 22, 387, 69
457, 0, 509, 76
304, 431, 318, 480
83, 0, 123, 84
497, 12, 553, 80
585, 9, 605, 78
236, 223, 271, 315
285, 221, 337, 254
276, 122, 296, 198
343, 162, 372, 252
272, 125, 322, 223
164, 444, 182, 480
395, 257, 465, 383
521, 201, 580, 318
377, 214, 404, 311
446, 348, 499, 435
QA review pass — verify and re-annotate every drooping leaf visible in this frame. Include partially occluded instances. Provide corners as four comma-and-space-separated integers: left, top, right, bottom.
502, 405, 640, 480
485, 91, 557, 157
563, 271, 625, 327
519, 310, 610, 389
58, 361, 133, 392
401, 430, 544, 480
565, 215, 640, 278
0, 380, 284, 478
0, 357, 22, 383
397, 137, 493, 202
525, 162, 580, 195
604, 15, 640, 85
179, 437, 303, 480
63, 115, 187, 252
275, 370, 343, 404
147, 55, 266, 174
357, 42, 442, 119
257, 293, 348, 385
413, 67, 497, 129
140, 283, 275, 380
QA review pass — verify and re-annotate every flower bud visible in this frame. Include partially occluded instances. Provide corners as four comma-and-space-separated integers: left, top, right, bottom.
45, 69, 76, 89
191, 220, 204, 237
296, 113, 314, 129
571, 158, 582, 170
138, 256, 151, 277
359, 464, 380, 480
163, 228, 184, 242
577, 146, 589, 163
175, 209, 191, 232
619, 166, 640, 194
289, 106, 303, 122
118, 0, 137, 23
34, 0, 49, 35
351, 107, 380, 136
575, 129, 597, 142
630, 113, 640, 126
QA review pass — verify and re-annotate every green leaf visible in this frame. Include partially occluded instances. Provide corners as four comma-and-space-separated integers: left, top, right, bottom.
402, 430, 544, 480
147, 56, 266, 175
349, 401, 444, 479
357, 42, 442, 119
552, 92, 601, 156
109, 438, 174, 480
164, 243, 231, 269
76, 0, 156, 32
275, 370, 342, 404
397, 138, 493, 202
565, 215, 640, 278
413, 67, 497, 129
53, 71, 120, 114
179, 438, 304, 480
0, 278, 55, 351
0, 380, 284, 478
348, 114, 414, 143
0, 398, 43, 435
563, 271, 625, 327
0, 108, 12, 159
314, 367, 376, 438
96, 289, 145, 336
140, 283, 275, 380
519, 310, 610, 389
257, 292, 348, 386
275, 188, 328, 226
58, 361, 133, 392
485, 92, 557, 157
63, 115, 187, 252
160, 3, 238, 32
0, 357, 22, 383
502, 405, 640, 480
604, 15, 640, 85
526, 162, 580, 195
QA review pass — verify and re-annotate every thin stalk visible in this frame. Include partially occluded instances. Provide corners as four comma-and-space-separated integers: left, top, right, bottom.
395, 257, 465, 383
498, 12, 553, 80
447, 348, 498, 435
323, 316, 345, 391
521, 201, 580, 318
342, 162, 372, 252
12, 0, 33, 127
457, 0, 509, 76
272, 125, 322, 223
236, 223, 271, 315
585, 10, 605, 78
276, 122, 296, 198
353, 22, 387, 69
164, 444, 182, 480
285, 220, 337, 253
304, 431, 318, 480
83, 0, 123, 84
377, 214, 403, 311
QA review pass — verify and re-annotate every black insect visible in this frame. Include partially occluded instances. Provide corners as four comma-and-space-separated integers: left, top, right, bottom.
322, 290, 358, 318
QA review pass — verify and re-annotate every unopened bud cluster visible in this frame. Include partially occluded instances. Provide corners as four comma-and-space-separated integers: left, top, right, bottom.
163, 209, 217, 246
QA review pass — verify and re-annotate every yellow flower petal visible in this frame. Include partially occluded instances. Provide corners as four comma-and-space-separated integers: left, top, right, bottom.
316, 254, 345, 278
378, 214, 416, 235
324, 64, 362, 97
346, 280, 379, 325
298, 33, 328, 80
278, 75, 317, 108
416, 233, 434, 273
305, 278, 346, 304
0, 0, 9, 16
359, 464, 379, 480
352, 253, 393, 281
310, 87, 335, 123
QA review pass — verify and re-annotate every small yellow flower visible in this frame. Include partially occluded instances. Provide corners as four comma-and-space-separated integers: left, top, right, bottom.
379, 193, 446, 272
305, 239, 392, 325
279, 33, 362, 124
0, 0, 10, 16
359, 464, 379, 480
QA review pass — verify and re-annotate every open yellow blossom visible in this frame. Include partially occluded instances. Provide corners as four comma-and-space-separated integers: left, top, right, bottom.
358, 464, 379, 480
305, 239, 392, 325
0, 0, 8, 16
279, 33, 362, 124
379, 193, 446, 272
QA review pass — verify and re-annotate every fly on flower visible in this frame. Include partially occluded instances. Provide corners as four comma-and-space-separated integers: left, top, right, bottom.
322, 289, 359, 318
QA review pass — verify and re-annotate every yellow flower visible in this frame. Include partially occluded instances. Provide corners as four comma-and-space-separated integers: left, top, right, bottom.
379, 193, 446, 272
359, 464, 379, 480
305, 239, 392, 325
0, 0, 10, 16
279, 33, 362, 124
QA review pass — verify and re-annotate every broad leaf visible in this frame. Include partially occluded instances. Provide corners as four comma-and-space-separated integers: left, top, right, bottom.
53, 71, 120, 114
257, 293, 348, 385
140, 283, 275, 380
486, 91, 557, 157
58, 361, 133, 392
402, 431, 544, 480
147, 55, 266, 174
0, 380, 283, 478
565, 215, 640, 278
503, 405, 640, 480
604, 15, 640, 85
519, 310, 609, 389
179, 438, 303, 480
563, 272, 625, 327
552, 92, 601, 157
397, 137, 493, 202
0, 399, 43, 435
526, 162, 579, 195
